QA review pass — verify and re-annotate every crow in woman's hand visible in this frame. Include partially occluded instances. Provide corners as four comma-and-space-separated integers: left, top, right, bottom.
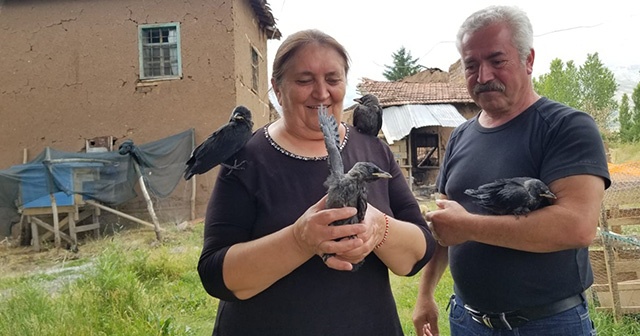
318, 106, 391, 270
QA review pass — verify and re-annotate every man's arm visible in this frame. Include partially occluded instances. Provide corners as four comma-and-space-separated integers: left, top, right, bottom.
426, 174, 605, 252
413, 243, 448, 336
413, 195, 449, 336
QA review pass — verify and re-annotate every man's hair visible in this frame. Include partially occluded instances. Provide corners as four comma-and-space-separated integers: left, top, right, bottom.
456, 5, 533, 64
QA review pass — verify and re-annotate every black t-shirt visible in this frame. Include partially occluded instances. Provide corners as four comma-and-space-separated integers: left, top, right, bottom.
438, 97, 611, 312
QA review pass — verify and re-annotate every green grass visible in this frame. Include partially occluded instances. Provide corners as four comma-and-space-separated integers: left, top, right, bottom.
0, 222, 638, 335
608, 141, 640, 164
390, 269, 454, 336
0, 225, 217, 336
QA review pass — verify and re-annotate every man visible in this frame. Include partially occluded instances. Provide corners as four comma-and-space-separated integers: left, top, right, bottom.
413, 5, 611, 336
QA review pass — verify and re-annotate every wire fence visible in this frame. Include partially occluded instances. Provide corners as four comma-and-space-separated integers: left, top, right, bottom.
590, 161, 640, 319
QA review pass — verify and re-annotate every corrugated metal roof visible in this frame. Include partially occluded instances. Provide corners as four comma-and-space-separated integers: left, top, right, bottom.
382, 104, 466, 144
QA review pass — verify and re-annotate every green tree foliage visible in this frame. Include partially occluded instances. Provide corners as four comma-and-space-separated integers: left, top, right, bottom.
533, 59, 581, 109
632, 83, 640, 141
383, 46, 424, 81
618, 94, 633, 142
580, 53, 619, 130
533, 53, 618, 133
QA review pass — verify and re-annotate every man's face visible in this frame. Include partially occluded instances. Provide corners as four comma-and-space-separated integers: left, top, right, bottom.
460, 22, 534, 115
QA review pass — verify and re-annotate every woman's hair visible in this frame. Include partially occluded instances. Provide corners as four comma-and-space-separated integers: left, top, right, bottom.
271, 29, 350, 86
455, 5, 533, 64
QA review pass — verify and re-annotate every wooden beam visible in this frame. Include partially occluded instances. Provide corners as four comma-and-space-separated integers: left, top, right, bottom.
30, 216, 72, 244
84, 200, 165, 232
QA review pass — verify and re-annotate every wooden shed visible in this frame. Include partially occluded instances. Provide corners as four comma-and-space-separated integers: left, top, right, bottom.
353, 66, 480, 190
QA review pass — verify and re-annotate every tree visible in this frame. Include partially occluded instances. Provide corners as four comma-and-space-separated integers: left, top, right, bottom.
533, 59, 580, 109
533, 53, 618, 133
579, 53, 618, 131
618, 94, 633, 142
632, 82, 640, 141
383, 46, 424, 81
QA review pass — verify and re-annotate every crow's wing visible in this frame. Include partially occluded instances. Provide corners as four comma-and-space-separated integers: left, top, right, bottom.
466, 179, 529, 215
184, 121, 251, 178
493, 179, 532, 214
355, 183, 368, 222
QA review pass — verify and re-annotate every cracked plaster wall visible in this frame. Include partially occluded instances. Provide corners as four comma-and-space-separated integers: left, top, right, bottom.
0, 0, 273, 218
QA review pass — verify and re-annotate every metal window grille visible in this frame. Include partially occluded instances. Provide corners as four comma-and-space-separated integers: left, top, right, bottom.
139, 23, 181, 80
251, 47, 259, 92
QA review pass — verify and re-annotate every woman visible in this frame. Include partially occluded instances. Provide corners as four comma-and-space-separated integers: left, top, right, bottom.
198, 29, 436, 336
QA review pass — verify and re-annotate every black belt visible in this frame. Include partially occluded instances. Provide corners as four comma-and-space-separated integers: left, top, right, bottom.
463, 293, 584, 330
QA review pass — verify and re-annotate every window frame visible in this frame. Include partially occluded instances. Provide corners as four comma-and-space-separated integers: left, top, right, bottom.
138, 22, 182, 81
250, 46, 261, 93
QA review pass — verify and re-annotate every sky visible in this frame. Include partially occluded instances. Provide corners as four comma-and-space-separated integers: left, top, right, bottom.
266, 0, 640, 105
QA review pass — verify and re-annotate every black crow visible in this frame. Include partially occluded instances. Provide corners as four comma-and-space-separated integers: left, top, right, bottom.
184, 105, 254, 180
464, 177, 557, 216
353, 94, 383, 137
318, 106, 392, 270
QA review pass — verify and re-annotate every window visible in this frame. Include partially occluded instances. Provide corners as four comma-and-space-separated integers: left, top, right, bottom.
412, 132, 439, 168
139, 23, 182, 80
251, 47, 260, 92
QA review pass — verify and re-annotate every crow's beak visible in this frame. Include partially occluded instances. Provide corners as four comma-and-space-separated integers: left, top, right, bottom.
374, 172, 392, 179
540, 191, 557, 199
354, 97, 362, 103
233, 114, 245, 120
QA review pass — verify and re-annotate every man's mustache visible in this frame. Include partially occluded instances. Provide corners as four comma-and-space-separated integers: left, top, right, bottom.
474, 81, 506, 95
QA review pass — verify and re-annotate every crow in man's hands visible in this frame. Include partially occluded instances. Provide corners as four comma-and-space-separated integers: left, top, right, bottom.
464, 177, 556, 216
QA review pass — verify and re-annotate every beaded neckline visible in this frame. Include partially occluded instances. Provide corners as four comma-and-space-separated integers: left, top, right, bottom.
263, 122, 349, 161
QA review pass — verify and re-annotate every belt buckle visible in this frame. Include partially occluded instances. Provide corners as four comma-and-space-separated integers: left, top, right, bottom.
481, 314, 494, 329
464, 304, 513, 330
464, 305, 494, 329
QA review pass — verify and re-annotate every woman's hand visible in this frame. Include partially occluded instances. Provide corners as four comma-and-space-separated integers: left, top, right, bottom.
291, 195, 367, 271
330, 204, 387, 266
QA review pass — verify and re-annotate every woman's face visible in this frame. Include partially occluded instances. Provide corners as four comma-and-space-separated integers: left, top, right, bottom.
273, 43, 347, 132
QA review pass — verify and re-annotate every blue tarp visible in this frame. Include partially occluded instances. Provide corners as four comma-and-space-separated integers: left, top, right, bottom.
0, 129, 194, 236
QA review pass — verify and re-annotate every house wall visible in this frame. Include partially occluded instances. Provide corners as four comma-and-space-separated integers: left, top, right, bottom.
454, 102, 481, 119
233, 0, 273, 122
0, 0, 272, 224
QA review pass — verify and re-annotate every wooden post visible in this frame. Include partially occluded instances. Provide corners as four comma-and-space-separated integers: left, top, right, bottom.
93, 206, 101, 239
133, 163, 162, 241
30, 216, 40, 252
407, 136, 413, 191
600, 210, 622, 322
190, 175, 197, 220
45, 148, 62, 248
49, 193, 61, 248
68, 210, 77, 247
189, 130, 196, 220
20, 148, 28, 245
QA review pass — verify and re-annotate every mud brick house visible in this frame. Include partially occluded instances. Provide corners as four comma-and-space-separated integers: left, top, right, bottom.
0, 0, 281, 221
